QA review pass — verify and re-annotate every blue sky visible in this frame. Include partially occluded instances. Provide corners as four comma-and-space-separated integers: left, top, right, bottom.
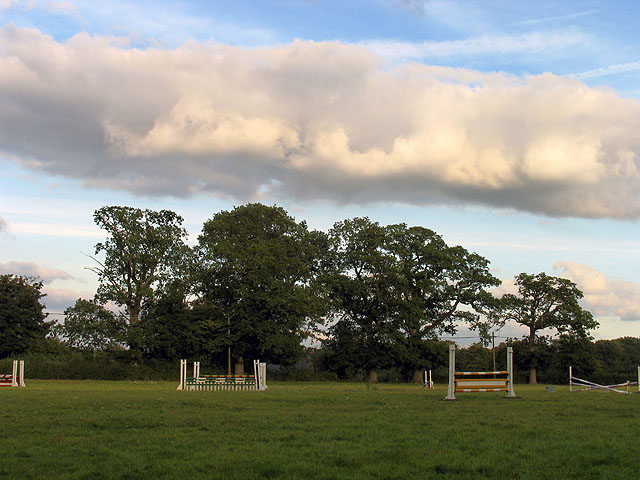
1, 0, 639, 342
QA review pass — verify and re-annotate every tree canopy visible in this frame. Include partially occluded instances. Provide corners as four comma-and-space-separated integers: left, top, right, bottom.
197, 203, 326, 372
0, 274, 51, 358
494, 272, 598, 384
324, 219, 499, 382
53, 299, 127, 352
91, 206, 189, 324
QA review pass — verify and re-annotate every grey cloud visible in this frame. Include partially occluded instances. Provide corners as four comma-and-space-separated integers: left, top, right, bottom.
0, 261, 75, 284
1, 26, 640, 218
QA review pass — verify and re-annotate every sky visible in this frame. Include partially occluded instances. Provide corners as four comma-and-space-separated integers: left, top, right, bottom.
0, 0, 639, 343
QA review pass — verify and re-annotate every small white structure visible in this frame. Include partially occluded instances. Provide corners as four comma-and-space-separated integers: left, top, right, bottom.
423, 370, 434, 389
445, 345, 515, 400
0, 360, 26, 387
570, 366, 639, 394
177, 359, 268, 391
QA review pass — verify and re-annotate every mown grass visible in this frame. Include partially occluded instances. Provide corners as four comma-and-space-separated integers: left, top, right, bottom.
1, 381, 638, 479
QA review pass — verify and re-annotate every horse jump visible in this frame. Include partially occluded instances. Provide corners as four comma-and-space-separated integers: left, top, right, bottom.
445, 345, 515, 400
177, 360, 267, 391
570, 366, 639, 394
0, 360, 26, 387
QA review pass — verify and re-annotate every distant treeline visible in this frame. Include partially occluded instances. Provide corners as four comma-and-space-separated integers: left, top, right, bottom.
1, 336, 638, 385
0, 203, 626, 385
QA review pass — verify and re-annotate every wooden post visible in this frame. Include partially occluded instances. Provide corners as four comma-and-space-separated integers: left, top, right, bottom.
11, 360, 18, 387
492, 332, 496, 371
445, 344, 456, 401
177, 359, 186, 390
506, 347, 516, 398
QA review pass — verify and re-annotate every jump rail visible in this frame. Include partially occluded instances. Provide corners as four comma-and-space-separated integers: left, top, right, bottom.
445, 345, 515, 400
0, 360, 26, 387
570, 366, 639, 394
177, 360, 267, 391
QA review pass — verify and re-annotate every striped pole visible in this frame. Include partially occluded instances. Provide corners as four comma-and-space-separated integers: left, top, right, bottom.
445, 344, 456, 401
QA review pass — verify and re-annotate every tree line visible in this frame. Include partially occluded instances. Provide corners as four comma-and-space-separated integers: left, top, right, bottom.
1, 203, 611, 384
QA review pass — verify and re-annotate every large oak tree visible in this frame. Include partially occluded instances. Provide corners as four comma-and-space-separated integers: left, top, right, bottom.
495, 272, 598, 384
91, 206, 189, 325
197, 203, 325, 373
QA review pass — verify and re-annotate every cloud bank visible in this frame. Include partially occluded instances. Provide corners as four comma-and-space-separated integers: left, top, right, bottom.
1, 26, 640, 218
554, 262, 640, 322
0, 260, 74, 283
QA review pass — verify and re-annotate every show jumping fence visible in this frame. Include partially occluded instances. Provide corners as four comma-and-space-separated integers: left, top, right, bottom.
570, 366, 639, 394
445, 345, 515, 400
177, 360, 267, 391
0, 360, 26, 388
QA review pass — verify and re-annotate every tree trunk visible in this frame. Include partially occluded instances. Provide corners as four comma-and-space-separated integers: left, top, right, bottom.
128, 306, 140, 324
412, 369, 423, 384
369, 368, 378, 383
234, 356, 244, 375
528, 327, 537, 385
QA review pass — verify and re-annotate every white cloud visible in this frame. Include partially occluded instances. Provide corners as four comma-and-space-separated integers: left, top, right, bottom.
571, 61, 640, 80
42, 286, 92, 314
0, 216, 7, 233
1, 26, 640, 218
554, 261, 640, 322
0, 260, 74, 283
365, 30, 586, 60
8, 222, 105, 238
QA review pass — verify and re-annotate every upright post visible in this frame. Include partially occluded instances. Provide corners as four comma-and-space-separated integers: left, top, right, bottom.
193, 361, 200, 379
569, 366, 573, 392
259, 361, 267, 391
637, 366, 639, 393
11, 360, 18, 387
492, 332, 496, 371
445, 344, 456, 401
18, 360, 25, 387
177, 359, 186, 390
506, 347, 516, 398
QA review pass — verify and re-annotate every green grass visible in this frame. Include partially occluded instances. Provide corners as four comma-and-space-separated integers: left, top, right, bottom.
1, 381, 639, 479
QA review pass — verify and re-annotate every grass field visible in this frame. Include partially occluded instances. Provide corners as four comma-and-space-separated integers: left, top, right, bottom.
1, 381, 639, 479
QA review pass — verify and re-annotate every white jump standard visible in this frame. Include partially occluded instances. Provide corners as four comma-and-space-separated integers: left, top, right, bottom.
569, 366, 639, 394
445, 345, 515, 400
177, 360, 268, 391
423, 369, 434, 389
0, 360, 26, 387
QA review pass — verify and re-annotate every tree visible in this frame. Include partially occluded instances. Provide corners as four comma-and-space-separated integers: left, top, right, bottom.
386, 224, 500, 382
91, 206, 189, 325
53, 298, 127, 351
133, 283, 223, 362
495, 272, 598, 384
324, 217, 398, 383
0, 274, 51, 357
197, 203, 326, 373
